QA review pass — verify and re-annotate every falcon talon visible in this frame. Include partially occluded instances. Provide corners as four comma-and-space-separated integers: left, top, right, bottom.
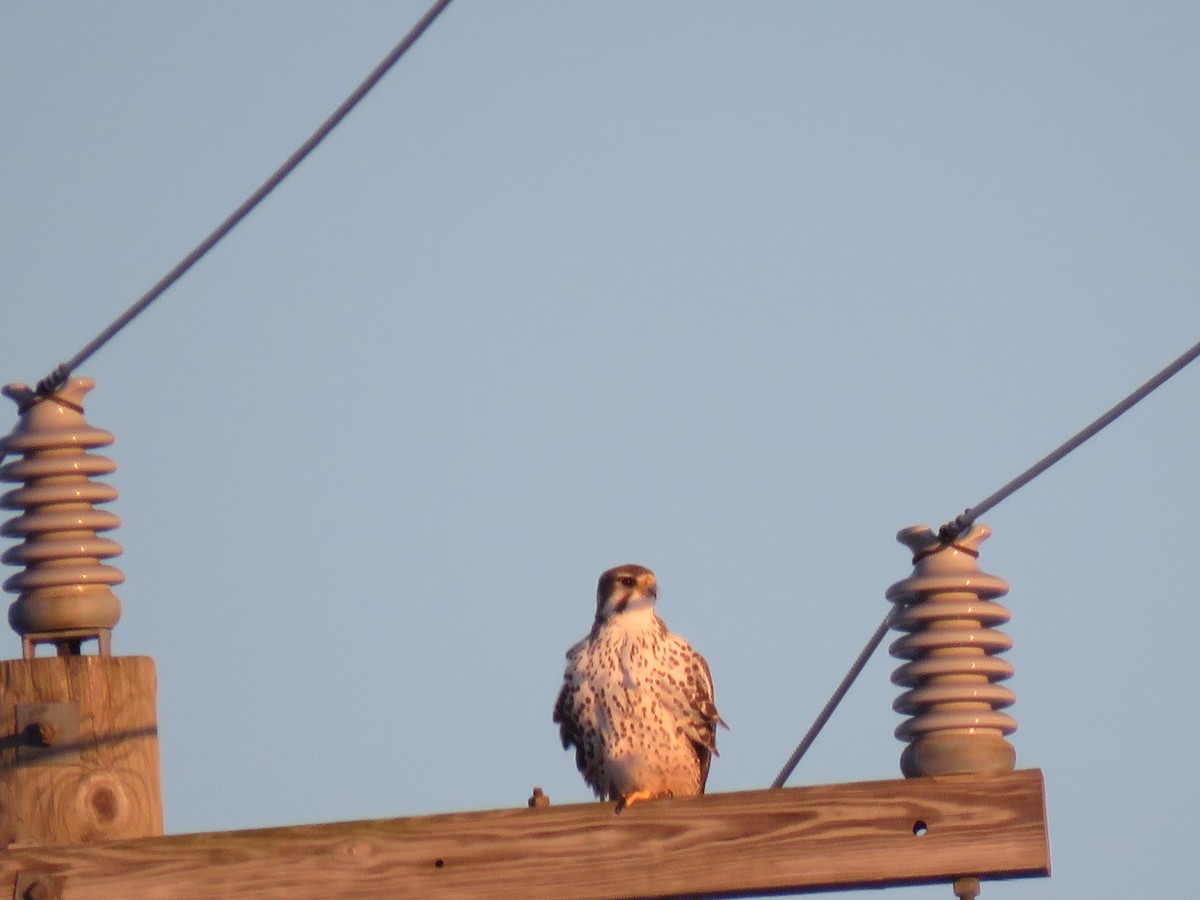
554, 565, 724, 812
614, 789, 657, 813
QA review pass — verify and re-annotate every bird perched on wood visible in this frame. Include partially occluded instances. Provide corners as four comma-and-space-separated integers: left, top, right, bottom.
553, 564, 725, 812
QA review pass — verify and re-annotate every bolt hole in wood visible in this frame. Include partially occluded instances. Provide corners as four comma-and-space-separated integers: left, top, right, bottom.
434, 859, 445, 869
913, 820, 929, 836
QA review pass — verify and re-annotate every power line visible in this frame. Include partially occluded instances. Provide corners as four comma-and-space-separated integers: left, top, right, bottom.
33, 0, 456, 398
938, 335, 1200, 540
771, 608, 897, 790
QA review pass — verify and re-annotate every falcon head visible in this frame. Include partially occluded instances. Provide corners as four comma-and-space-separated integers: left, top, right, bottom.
595, 564, 658, 622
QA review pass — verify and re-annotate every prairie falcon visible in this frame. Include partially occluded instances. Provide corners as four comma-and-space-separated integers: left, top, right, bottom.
553, 564, 725, 811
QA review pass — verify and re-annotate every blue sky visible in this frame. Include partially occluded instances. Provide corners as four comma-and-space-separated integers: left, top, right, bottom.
3, 4, 1199, 898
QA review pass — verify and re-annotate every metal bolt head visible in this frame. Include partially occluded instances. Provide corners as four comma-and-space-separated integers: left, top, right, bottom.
953, 876, 981, 900
34, 722, 59, 747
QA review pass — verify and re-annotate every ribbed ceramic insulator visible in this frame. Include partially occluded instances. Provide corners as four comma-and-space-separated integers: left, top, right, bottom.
0, 378, 123, 657
885, 523, 1016, 777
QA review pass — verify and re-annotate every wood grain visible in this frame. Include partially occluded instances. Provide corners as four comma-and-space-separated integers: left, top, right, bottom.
0, 769, 1048, 899
0, 656, 162, 847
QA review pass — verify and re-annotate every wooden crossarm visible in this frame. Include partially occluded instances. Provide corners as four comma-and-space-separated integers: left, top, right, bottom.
0, 769, 1049, 899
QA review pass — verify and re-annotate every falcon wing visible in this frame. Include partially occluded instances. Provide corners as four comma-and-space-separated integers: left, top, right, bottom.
553, 640, 598, 791
690, 651, 727, 791
658, 635, 726, 792
553, 676, 583, 751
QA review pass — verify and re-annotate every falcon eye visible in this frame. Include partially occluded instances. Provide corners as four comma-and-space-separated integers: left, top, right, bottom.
619, 576, 636, 588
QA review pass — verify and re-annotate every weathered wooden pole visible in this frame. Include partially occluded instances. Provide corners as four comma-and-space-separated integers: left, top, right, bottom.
887, 523, 1021, 898
0, 378, 163, 850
